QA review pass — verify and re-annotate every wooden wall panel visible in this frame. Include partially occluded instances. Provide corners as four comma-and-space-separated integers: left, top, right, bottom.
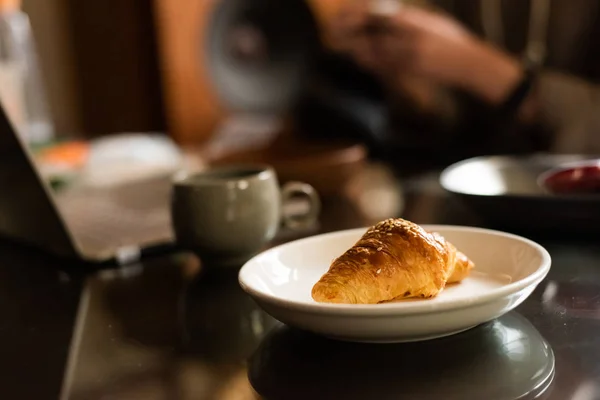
153, 0, 346, 145
24, 0, 82, 136
25, 0, 166, 137
63, 0, 165, 136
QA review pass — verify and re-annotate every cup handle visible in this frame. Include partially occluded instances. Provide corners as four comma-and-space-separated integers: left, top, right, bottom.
281, 181, 321, 230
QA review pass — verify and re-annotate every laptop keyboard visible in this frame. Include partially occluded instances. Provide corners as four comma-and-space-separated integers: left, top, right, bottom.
55, 182, 174, 258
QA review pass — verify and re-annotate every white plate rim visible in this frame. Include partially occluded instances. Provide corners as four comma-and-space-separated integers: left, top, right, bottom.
238, 225, 552, 316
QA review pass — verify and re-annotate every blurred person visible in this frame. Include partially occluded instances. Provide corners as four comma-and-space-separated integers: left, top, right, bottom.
327, 0, 600, 166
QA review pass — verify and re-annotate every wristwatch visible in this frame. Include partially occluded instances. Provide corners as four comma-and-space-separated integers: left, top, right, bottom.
497, 62, 537, 119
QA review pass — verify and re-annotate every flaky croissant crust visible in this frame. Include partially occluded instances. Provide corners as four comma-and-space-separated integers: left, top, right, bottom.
311, 218, 474, 304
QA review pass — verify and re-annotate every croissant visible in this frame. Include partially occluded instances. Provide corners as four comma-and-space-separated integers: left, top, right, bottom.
311, 218, 474, 304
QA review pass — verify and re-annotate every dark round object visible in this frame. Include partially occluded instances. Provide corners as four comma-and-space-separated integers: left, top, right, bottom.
205, 0, 321, 113
440, 154, 600, 234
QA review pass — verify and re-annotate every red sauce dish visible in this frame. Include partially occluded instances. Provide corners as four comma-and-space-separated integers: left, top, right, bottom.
539, 160, 600, 195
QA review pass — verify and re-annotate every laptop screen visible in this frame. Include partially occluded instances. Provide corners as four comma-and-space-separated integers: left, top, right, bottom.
0, 100, 76, 257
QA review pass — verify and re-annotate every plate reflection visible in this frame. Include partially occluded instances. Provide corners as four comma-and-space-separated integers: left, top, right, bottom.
249, 312, 554, 400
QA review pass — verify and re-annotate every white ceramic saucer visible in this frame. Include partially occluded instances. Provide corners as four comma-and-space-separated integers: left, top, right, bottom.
239, 225, 551, 343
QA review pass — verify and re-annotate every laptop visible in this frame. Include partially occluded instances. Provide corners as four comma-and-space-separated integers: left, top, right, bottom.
0, 102, 175, 265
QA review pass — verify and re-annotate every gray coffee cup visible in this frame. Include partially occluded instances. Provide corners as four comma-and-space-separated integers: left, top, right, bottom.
171, 164, 320, 266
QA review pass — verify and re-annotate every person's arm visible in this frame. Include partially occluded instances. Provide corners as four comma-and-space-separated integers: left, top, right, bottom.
464, 43, 600, 154
332, 2, 600, 154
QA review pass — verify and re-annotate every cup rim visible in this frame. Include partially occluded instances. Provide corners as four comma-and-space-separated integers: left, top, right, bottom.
172, 163, 274, 186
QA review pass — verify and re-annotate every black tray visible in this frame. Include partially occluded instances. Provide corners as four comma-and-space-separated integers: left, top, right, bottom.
440, 154, 600, 233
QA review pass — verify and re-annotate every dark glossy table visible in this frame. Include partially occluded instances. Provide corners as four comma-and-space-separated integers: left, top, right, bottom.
2, 168, 600, 400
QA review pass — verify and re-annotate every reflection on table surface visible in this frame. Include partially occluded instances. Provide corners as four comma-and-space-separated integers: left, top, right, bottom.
250, 312, 554, 400
63, 255, 263, 400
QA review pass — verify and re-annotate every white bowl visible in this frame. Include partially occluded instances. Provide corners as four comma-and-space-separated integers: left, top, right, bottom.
239, 225, 551, 343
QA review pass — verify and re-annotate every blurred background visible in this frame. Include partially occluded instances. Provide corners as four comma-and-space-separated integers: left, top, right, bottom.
8, 0, 391, 206
19, 0, 345, 142
5, 0, 600, 225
